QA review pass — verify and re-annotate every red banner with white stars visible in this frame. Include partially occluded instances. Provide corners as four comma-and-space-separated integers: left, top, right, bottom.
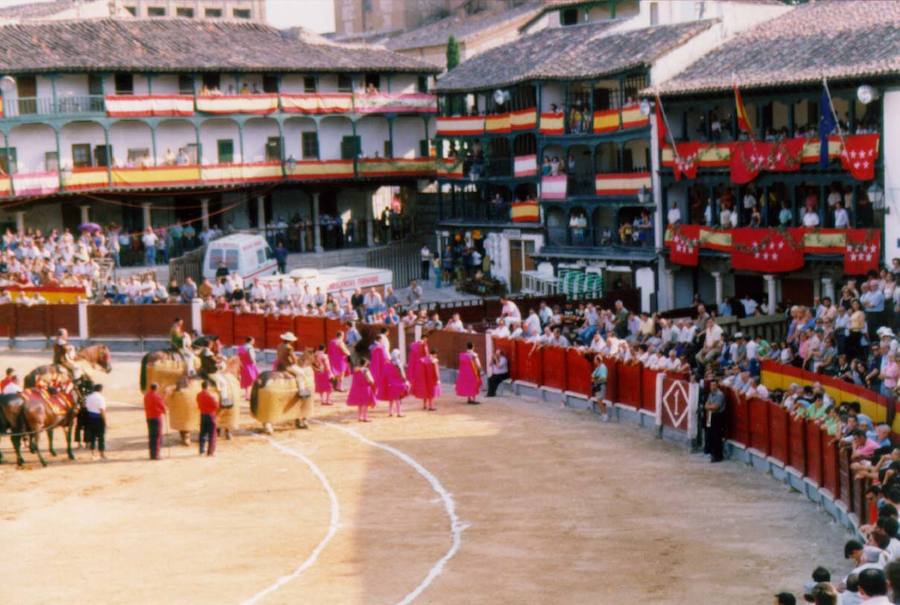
730, 228, 805, 273
839, 133, 879, 181
844, 229, 881, 275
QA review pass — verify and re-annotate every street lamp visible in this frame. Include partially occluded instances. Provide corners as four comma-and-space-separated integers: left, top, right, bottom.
868, 182, 884, 210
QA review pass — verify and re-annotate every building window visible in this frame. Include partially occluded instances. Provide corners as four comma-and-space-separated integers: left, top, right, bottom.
176, 7, 194, 18
262, 75, 279, 93
178, 75, 194, 95
265, 137, 282, 161
561, 8, 578, 26
72, 144, 92, 168
88, 74, 103, 96
337, 74, 353, 92
202, 73, 220, 91
0, 148, 17, 174
114, 73, 134, 95
205, 8, 222, 17
383, 141, 392, 158
217, 139, 234, 163
302, 132, 319, 159
233, 8, 251, 19
94, 145, 112, 167
147, 6, 165, 17
364, 73, 380, 92
419, 139, 430, 158
340, 135, 361, 160
124, 5, 136, 16
44, 151, 58, 172
417, 76, 428, 94
649, 2, 659, 26
303, 76, 317, 93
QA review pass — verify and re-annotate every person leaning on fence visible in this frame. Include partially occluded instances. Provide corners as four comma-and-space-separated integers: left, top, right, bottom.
486, 350, 509, 397
590, 355, 609, 421
704, 379, 726, 463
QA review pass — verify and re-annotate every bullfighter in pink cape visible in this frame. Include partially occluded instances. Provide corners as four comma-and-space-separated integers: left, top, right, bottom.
369, 331, 391, 393
346, 358, 377, 422
407, 335, 429, 404
313, 344, 334, 405
455, 341, 483, 404
327, 330, 351, 391
420, 347, 441, 411
237, 336, 260, 399
382, 349, 410, 417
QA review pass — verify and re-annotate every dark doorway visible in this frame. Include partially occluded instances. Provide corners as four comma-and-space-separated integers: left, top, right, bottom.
781, 277, 814, 307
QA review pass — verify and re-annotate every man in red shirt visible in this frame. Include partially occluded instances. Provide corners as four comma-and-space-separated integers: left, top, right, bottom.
0, 367, 14, 391
196, 380, 220, 457
143, 383, 167, 460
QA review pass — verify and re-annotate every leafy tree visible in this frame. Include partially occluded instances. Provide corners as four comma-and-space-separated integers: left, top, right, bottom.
446, 35, 460, 70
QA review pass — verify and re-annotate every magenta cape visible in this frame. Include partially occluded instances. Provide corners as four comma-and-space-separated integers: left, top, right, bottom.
369, 342, 390, 394
455, 351, 482, 397
347, 369, 376, 408
328, 339, 349, 375
420, 356, 441, 400
237, 345, 259, 389
380, 361, 409, 400
407, 341, 428, 399
313, 351, 333, 394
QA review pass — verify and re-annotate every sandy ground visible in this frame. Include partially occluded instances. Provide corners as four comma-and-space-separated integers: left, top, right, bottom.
0, 351, 851, 605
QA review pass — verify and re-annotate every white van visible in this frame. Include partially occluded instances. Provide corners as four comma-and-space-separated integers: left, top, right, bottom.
202, 234, 277, 282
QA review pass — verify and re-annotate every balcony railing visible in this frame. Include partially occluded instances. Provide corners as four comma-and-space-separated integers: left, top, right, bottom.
0, 157, 438, 199
546, 226, 655, 249
435, 107, 537, 137
0, 92, 438, 120
3, 95, 104, 117
441, 200, 512, 224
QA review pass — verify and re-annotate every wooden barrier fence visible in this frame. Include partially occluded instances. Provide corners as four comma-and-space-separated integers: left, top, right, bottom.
0, 303, 194, 338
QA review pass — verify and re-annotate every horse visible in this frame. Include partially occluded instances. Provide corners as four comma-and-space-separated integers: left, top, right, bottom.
250, 356, 316, 435
0, 374, 91, 466
165, 358, 242, 445
25, 344, 112, 387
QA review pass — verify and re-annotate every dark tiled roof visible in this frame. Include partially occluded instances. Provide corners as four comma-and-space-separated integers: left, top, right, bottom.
0, 0, 75, 20
653, 0, 900, 96
0, 18, 440, 74
436, 19, 716, 92
384, 2, 543, 51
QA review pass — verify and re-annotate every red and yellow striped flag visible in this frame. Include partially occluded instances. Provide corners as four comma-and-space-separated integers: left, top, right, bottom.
734, 83, 752, 134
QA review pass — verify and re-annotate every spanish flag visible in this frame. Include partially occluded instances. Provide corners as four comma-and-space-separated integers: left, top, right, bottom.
734, 83, 752, 134
511, 199, 539, 223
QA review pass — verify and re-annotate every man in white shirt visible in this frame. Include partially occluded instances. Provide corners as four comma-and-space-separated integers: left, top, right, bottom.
141, 227, 158, 266
83, 384, 108, 460
696, 318, 724, 365
834, 201, 850, 228
740, 295, 758, 317
2, 374, 21, 394
667, 205, 681, 225
501, 297, 521, 322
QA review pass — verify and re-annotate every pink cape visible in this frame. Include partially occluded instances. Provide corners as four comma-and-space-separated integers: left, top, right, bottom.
347, 369, 376, 408
237, 345, 259, 389
455, 351, 482, 397
420, 356, 441, 400
369, 342, 390, 392
328, 339, 349, 376
408, 341, 428, 399
313, 351, 333, 394
379, 360, 409, 401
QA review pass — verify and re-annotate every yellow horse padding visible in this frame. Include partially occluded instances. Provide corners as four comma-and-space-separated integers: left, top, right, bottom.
252, 368, 316, 425
167, 375, 242, 432
145, 357, 191, 393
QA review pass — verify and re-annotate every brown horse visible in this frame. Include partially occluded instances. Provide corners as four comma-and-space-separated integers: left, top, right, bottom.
0, 375, 87, 466
25, 344, 112, 388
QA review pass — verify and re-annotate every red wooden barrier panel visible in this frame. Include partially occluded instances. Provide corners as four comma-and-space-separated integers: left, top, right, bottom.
294, 316, 326, 350
821, 431, 840, 496
768, 403, 789, 465
515, 339, 542, 384
234, 313, 266, 349
640, 366, 658, 412
747, 397, 771, 455
788, 414, 807, 474
0, 304, 13, 336
855, 477, 869, 525
725, 388, 749, 447
839, 446, 853, 510
566, 348, 592, 397
88, 305, 142, 337
602, 355, 618, 403
141, 304, 193, 336
617, 361, 642, 408
202, 309, 235, 346
805, 420, 823, 486
541, 346, 567, 391
324, 318, 343, 343
265, 314, 295, 350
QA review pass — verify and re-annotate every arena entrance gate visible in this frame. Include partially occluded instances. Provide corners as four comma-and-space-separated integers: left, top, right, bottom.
654, 373, 698, 440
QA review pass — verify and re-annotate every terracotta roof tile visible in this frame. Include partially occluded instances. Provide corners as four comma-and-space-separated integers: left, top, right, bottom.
0, 18, 439, 74
653, 0, 900, 96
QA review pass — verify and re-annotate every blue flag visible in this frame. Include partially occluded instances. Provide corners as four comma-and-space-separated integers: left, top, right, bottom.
819, 85, 836, 167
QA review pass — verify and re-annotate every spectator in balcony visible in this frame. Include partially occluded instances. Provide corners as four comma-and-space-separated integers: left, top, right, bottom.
550, 156, 561, 176
239, 82, 250, 94
634, 211, 653, 246
748, 203, 762, 228
164, 148, 176, 166
802, 202, 821, 228
541, 156, 552, 176
832, 200, 850, 228
666, 202, 681, 226
570, 213, 587, 245
778, 201, 793, 228
446, 313, 464, 332
141, 226, 158, 266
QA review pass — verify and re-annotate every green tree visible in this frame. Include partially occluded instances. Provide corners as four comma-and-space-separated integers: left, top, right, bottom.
446, 35, 460, 70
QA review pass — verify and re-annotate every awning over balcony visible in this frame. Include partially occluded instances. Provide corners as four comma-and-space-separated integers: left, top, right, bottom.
196, 94, 279, 115
105, 95, 195, 117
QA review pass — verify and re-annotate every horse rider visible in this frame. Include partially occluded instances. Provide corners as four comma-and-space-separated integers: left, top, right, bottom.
53, 328, 82, 379
198, 339, 232, 408
276, 332, 310, 400
170, 318, 197, 377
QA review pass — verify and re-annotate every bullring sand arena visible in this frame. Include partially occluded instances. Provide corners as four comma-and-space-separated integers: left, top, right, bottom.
2, 351, 848, 604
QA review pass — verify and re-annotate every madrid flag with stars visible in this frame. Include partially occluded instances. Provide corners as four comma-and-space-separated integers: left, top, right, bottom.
730, 228, 805, 273
840, 134, 879, 180
844, 229, 881, 275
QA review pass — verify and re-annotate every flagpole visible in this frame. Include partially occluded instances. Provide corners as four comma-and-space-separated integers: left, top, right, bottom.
821, 75, 847, 150
654, 91, 681, 162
